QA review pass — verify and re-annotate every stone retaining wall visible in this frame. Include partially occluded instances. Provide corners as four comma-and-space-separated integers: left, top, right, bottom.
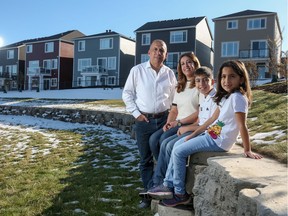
0, 105, 287, 216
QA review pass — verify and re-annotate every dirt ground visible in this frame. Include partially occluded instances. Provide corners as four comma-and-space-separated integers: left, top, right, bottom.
252, 81, 287, 94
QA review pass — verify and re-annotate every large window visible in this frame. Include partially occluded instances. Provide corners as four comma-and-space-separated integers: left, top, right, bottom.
78, 40, 85, 51
166, 53, 179, 69
100, 38, 113, 49
251, 40, 268, 58
78, 58, 91, 71
227, 20, 238, 29
142, 33, 151, 45
221, 41, 239, 57
6, 65, 17, 75
108, 57, 116, 70
170, 30, 187, 43
247, 18, 266, 30
7, 50, 14, 59
45, 42, 54, 53
43, 59, 58, 69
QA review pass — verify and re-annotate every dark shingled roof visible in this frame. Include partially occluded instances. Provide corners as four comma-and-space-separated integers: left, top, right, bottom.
135, 17, 206, 32
74, 30, 135, 42
213, 10, 275, 20
1, 30, 77, 49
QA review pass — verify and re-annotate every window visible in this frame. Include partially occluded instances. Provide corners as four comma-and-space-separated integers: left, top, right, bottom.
170, 30, 187, 43
166, 53, 179, 69
97, 58, 107, 72
142, 34, 151, 45
78, 58, 91, 71
7, 50, 14, 59
6, 65, 17, 75
44, 59, 58, 69
0, 66, 2, 75
45, 42, 54, 53
247, 18, 266, 30
78, 40, 85, 51
108, 57, 116, 70
51, 78, 58, 87
26, 45, 33, 53
221, 42, 239, 57
227, 20, 238, 29
141, 54, 149, 63
100, 38, 113, 49
108, 76, 116, 85
251, 40, 268, 58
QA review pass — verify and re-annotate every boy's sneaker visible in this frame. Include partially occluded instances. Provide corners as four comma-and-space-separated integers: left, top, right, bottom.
161, 193, 191, 207
147, 185, 173, 199
138, 197, 151, 209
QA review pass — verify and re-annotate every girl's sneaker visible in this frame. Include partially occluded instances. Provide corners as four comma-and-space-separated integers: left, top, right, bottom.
161, 193, 191, 207
147, 185, 173, 199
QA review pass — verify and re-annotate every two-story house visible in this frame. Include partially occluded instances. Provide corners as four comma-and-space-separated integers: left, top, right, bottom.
73, 30, 135, 88
134, 17, 214, 72
25, 30, 85, 91
0, 40, 33, 91
213, 10, 283, 80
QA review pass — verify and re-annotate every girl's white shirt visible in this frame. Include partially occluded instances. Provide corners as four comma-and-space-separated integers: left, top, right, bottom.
206, 92, 248, 151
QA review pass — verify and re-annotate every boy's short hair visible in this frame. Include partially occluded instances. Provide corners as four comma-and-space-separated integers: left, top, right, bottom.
194, 66, 213, 79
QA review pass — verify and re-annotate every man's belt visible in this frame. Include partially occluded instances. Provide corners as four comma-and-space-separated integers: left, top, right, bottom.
140, 110, 168, 119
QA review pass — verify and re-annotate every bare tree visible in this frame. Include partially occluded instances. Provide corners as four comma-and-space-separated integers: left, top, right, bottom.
244, 61, 258, 87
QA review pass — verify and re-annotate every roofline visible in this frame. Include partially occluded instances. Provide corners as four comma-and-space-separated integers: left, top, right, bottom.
212, 12, 277, 21
73, 33, 135, 42
135, 25, 196, 33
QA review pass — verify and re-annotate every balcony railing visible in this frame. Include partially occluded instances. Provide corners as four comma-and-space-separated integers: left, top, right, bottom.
81, 65, 108, 75
27, 67, 51, 76
239, 49, 269, 59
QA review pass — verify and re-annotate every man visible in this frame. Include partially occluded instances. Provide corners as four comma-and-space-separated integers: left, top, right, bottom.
122, 39, 177, 208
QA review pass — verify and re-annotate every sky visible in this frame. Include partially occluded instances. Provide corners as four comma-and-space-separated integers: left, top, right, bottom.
0, 0, 287, 50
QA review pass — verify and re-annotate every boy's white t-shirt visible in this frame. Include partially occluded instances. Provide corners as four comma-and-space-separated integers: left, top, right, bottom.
173, 84, 199, 120
206, 92, 248, 151
198, 88, 217, 126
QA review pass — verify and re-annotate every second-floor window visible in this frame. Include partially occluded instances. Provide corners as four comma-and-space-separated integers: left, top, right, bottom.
227, 20, 238, 29
78, 40, 85, 51
7, 50, 14, 59
26, 45, 33, 53
6, 65, 17, 75
251, 40, 268, 58
221, 41, 239, 57
100, 38, 113, 49
43, 59, 58, 69
247, 18, 266, 30
108, 57, 116, 70
45, 42, 54, 53
142, 34, 151, 45
170, 30, 187, 43
78, 58, 91, 71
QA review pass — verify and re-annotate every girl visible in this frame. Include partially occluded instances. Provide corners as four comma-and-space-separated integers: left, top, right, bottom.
148, 60, 263, 207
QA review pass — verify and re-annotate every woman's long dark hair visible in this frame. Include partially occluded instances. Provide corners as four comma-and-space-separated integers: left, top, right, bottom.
214, 60, 252, 106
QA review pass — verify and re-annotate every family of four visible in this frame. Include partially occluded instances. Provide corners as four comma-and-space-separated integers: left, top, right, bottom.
122, 39, 262, 209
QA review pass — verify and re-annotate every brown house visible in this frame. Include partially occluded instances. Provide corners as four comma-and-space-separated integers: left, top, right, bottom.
25, 30, 85, 90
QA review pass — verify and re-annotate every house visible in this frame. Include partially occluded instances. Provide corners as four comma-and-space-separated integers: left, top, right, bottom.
24, 30, 85, 91
213, 10, 283, 80
134, 17, 214, 72
0, 40, 27, 91
72, 30, 135, 88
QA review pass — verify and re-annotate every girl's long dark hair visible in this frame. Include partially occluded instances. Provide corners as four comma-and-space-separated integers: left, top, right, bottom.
214, 60, 252, 106
176, 52, 200, 93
